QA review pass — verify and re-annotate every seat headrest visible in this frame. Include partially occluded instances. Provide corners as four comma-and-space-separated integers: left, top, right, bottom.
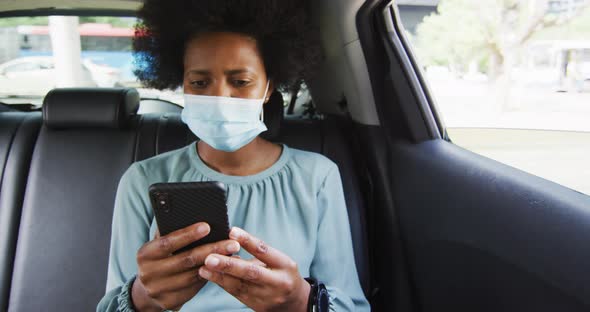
261, 91, 284, 140
43, 88, 140, 129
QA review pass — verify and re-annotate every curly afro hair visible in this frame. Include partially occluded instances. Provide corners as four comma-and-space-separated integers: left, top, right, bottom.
133, 0, 323, 91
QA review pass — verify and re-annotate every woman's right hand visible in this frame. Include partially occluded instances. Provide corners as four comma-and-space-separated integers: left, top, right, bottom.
131, 222, 241, 312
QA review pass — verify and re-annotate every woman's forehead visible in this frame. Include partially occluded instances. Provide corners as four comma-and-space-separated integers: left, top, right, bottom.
184, 32, 265, 73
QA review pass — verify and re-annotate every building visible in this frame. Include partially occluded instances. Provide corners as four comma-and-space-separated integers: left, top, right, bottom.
548, 0, 590, 14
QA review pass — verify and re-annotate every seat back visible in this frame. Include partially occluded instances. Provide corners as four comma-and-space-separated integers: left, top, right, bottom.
0, 113, 41, 311
7, 89, 142, 311
280, 117, 371, 294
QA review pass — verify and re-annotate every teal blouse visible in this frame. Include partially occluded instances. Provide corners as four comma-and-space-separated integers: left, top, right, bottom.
97, 142, 370, 311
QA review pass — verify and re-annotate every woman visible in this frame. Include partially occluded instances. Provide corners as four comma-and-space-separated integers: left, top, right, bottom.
97, 0, 370, 311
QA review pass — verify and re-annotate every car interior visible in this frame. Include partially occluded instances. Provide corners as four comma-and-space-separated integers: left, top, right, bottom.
1, 0, 590, 311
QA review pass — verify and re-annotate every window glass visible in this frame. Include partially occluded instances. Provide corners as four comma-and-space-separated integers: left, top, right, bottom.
397, 0, 590, 195
3, 62, 41, 73
0, 16, 315, 118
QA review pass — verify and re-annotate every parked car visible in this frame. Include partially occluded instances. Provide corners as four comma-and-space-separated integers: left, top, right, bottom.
0, 56, 120, 96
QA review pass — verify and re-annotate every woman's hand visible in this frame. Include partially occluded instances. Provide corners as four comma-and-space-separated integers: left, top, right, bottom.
132, 222, 241, 312
199, 227, 311, 312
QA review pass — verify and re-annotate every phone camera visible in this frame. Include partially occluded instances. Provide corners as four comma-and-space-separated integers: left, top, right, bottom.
157, 193, 170, 212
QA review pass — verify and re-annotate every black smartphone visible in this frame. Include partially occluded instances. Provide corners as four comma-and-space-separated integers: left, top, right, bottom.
149, 181, 231, 254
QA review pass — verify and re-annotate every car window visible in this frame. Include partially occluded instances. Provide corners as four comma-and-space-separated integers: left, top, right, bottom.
0, 16, 315, 118
397, 0, 590, 195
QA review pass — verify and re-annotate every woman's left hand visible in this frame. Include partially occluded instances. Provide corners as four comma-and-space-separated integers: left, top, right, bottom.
199, 227, 311, 312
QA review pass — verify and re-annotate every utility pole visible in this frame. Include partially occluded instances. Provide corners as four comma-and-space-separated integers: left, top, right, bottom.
49, 16, 85, 87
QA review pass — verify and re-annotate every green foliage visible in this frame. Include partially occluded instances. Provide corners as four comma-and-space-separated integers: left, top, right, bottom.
414, 0, 590, 74
78, 17, 136, 28
0, 17, 48, 27
414, 0, 491, 72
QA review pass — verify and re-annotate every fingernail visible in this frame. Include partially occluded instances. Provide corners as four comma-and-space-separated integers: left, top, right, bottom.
229, 227, 243, 240
206, 256, 220, 267
197, 223, 210, 235
226, 241, 240, 253
199, 267, 212, 279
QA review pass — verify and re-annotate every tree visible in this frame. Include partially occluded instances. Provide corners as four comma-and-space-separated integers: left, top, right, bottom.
414, 0, 590, 109
415, 0, 590, 78
414, 0, 489, 74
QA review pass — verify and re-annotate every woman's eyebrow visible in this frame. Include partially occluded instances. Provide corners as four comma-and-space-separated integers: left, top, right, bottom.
186, 69, 253, 75
224, 69, 252, 75
186, 69, 210, 75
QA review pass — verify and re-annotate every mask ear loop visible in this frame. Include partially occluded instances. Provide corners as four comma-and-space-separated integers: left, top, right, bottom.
260, 80, 270, 122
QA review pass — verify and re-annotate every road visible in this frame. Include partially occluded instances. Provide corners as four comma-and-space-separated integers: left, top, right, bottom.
423, 76, 590, 196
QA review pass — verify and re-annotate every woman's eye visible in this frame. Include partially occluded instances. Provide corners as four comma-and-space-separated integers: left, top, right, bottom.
233, 80, 249, 87
190, 80, 208, 88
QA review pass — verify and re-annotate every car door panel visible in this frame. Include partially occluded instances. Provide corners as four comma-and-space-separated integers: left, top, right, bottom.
354, 1, 590, 310
391, 139, 590, 311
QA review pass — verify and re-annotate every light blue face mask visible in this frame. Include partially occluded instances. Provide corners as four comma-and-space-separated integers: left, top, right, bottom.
181, 82, 270, 152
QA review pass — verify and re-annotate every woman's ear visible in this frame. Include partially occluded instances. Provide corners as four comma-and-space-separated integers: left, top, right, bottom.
265, 80, 275, 104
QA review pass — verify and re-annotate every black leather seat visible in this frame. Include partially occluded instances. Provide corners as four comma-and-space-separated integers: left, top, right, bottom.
0, 88, 370, 311
0, 112, 42, 311
7, 89, 142, 311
